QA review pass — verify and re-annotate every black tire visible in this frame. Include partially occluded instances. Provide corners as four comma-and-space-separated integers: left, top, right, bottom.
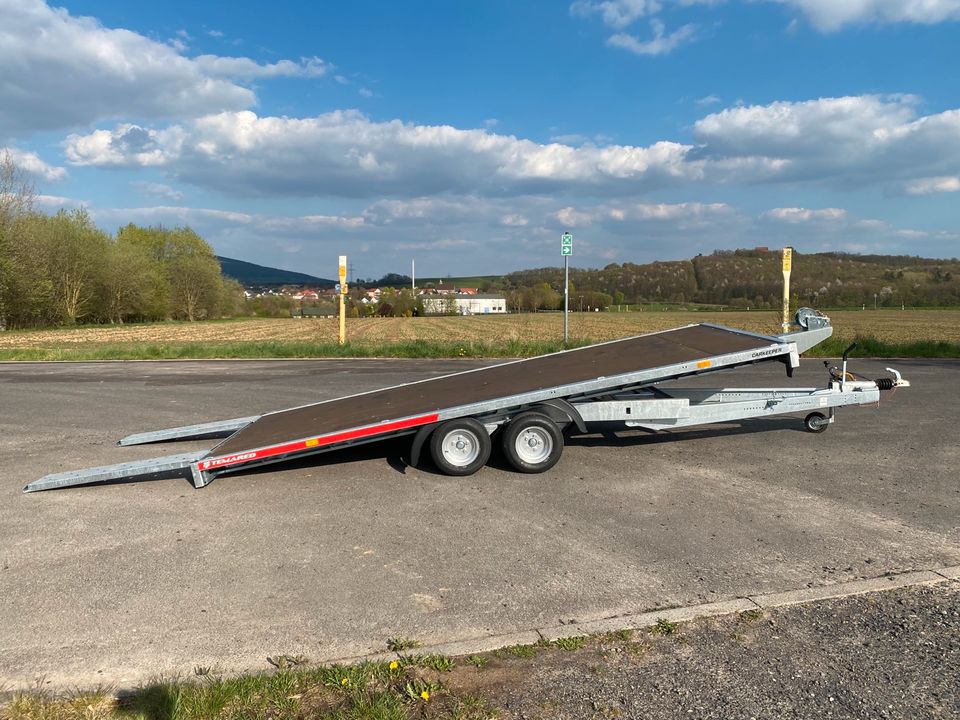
804, 412, 829, 433
429, 418, 491, 476
501, 412, 564, 473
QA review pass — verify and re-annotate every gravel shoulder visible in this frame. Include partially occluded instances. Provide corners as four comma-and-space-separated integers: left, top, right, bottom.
457, 582, 960, 719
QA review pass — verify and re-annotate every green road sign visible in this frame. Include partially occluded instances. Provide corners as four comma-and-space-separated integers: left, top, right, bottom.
561, 245, 572, 256
561, 232, 573, 246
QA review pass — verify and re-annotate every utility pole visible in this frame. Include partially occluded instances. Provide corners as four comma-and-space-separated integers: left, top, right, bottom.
412, 259, 415, 293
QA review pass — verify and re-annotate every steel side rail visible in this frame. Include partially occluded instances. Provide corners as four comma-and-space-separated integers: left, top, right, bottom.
118, 415, 261, 446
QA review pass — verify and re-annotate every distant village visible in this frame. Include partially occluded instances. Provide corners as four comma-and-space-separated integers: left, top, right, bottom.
244, 281, 507, 318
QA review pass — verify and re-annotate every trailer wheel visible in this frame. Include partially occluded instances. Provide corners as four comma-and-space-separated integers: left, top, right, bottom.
804, 412, 830, 433
502, 412, 564, 473
430, 418, 491, 476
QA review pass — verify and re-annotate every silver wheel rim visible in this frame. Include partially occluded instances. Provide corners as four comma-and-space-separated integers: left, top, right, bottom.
441, 429, 481, 467
515, 427, 552, 464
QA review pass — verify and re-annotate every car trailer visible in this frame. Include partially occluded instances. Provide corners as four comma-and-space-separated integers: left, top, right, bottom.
24, 310, 909, 493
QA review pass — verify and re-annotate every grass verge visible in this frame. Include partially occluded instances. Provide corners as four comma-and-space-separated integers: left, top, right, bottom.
2, 660, 495, 720
0, 334, 957, 361
802, 336, 960, 358
0, 339, 586, 362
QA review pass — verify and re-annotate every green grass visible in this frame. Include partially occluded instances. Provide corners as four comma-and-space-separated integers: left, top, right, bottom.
385, 637, 420, 652
1, 333, 955, 362
497, 643, 541, 659
550, 636, 586, 651
0, 339, 589, 362
802, 336, 960, 358
3, 661, 497, 720
465, 655, 489, 669
649, 618, 680, 636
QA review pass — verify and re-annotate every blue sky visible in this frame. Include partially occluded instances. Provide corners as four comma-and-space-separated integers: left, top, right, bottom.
2, 0, 958, 279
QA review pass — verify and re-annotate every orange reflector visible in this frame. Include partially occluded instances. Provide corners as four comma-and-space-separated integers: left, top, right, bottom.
697, 360, 712, 369
305, 438, 320, 447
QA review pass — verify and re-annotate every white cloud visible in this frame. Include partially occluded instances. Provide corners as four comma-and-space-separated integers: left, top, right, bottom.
131, 181, 185, 202
396, 238, 469, 251
0, 0, 332, 139
696, 95, 721, 105
193, 55, 331, 80
358, 87, 374, 98
556, 207, 597, 227
0, 147, 67, 181
62, 95, 960, 200
570, 0, 661, 28
557, 201, 734, 228
904, 176, 960, 195
772, 0, 960, 31
693, 95, 960, 187
607, 19, 697, 55
34, 193, 84, 208
63, 110, 698, 197
64, 124, 185, 167
762, 207, 847, 222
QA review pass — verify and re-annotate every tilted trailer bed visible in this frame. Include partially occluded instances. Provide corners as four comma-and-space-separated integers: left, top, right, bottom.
24, 311, 909, 493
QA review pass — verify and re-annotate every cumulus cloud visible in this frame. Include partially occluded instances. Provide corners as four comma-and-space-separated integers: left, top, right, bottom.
773, 0, 960, 31
1, 147, 67, 181
60, 95, 960, 201
131, 181, 185, 202
64, 124, 185, 167
761, 207, 847, 222
193, 55, 331, 80
904, 176, 960, 195
570, 0, 661, 28
692, 95, 960, 187
63, 110, 698, 197
0, 0, 331, 139
608, 19, 697, 55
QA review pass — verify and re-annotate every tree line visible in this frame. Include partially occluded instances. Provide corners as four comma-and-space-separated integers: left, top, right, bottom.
0, 154, 241, 330
504, 249, 960, 309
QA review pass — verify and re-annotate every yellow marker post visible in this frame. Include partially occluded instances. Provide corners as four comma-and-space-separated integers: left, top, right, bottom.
338, 255, 347, 345
782, 246, 793, 332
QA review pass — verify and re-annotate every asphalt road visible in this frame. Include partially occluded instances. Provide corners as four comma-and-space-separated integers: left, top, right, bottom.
0, 357, 957, 688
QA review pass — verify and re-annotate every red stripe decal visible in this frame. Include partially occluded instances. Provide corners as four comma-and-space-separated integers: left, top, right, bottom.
197, 413, 439, 472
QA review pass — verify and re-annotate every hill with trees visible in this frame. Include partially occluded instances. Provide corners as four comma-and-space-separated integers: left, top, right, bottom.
503, 250, 960, 311
218, 256, 333, 286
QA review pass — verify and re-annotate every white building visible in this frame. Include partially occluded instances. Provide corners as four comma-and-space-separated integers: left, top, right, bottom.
422, 293, 507, 315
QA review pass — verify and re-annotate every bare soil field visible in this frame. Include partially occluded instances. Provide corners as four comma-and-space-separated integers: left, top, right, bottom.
0, 310, 957, 352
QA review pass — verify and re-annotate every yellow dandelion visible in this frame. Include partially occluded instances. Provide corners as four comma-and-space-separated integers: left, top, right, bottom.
389, 660, 399, 670
420, 690, 430, 702
340, 677, 349, 686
